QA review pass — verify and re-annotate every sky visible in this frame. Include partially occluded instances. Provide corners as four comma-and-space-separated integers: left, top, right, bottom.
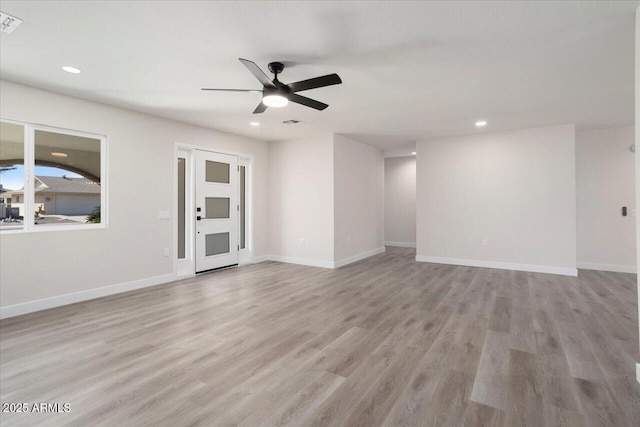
0, 165, 82, 191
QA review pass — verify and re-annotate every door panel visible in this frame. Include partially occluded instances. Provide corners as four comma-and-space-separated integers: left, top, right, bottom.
205, 232, 230, 256
205, 197, 230, 219
195, 150, 238, 272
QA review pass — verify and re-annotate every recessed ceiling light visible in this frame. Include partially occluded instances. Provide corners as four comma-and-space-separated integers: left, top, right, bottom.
475, 120, 487, 127
51, 152, 68, 157
62, 66, 82, 74
250, 122, 260, 126
411, 152, 417, 155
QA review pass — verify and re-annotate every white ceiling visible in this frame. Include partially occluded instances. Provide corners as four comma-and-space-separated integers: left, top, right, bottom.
0, 1, 637, 151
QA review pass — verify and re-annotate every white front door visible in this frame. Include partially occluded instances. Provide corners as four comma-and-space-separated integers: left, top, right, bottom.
195, 150, 239, 273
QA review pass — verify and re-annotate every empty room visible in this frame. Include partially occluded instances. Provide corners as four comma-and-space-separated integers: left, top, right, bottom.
0, 1, 639, 426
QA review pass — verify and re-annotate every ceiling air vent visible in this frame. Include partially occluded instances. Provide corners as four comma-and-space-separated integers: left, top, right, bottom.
283, 119, 301, 125
0, 12, 22, 34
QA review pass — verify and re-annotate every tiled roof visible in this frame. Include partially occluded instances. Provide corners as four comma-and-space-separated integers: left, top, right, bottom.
35, 176, 100, 194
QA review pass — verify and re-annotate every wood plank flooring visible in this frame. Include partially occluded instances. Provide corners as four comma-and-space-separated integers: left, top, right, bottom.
1, 247, 639, 426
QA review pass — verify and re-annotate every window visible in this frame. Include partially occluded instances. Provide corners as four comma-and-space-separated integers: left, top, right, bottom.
177, 157, 186, 259
0, 122, 24, 230
240, 165, 246, 249
0, 119, 106, 232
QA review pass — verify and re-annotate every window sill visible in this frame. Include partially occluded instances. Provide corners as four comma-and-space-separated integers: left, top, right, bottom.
0, 223, 107, 234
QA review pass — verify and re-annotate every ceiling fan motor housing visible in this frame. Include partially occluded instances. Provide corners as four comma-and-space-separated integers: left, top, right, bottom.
268, 62, 285, 75
263, 85, 290, 98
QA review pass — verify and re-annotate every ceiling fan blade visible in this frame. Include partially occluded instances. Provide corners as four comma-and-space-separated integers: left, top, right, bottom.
201, 88, 261, 92
288, 93, 329, 110
239, 58, 275, 88
287, 74, 342, 92
253, 102, 268, 114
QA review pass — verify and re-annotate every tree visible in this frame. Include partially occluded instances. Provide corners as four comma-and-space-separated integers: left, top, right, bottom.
86, 206, 101, 223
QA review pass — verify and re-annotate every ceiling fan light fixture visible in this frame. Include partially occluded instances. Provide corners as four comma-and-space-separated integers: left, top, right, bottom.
202, 59, 341, 113
263, 94, 288, 108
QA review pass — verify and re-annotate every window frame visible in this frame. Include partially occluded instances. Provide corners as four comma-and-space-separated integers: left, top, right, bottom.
0, 118, 108, 234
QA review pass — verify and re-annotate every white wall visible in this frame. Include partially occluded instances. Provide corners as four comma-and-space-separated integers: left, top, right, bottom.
384, 156, 416, 247
0, 80, 269, 309
333, 134, 384, 264
267, 133, 384, 268
383, 141, 416, 159
576, 126, 636, 273
416, 124, 577, 276
268, 134, 335, 266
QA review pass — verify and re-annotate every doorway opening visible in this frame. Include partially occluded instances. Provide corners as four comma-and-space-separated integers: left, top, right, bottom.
384, 154, 417, 249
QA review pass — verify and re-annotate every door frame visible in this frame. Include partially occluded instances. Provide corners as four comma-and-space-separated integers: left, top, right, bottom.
238, 157, 253, 266
173, 142, 254, 278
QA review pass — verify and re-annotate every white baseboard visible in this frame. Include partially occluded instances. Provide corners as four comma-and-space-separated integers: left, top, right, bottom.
384, 241, 416, 248
415, 255, 578, 277
0, 274, 176, 320
268, 255, 335, 269
255, 247, 386, 270
577, 262, 637, 274
250, 254, 271, 264
334, 247, 386, 268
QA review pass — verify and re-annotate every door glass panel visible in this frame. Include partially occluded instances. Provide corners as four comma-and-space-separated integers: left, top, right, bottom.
205, 160, 230, 183
177, 157, 186, 259
205, 197, 229, 219
240, 165, 246, 249
205, 232, 229, 256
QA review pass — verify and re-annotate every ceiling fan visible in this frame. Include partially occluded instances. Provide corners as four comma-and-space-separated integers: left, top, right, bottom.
202, 58, 342, 114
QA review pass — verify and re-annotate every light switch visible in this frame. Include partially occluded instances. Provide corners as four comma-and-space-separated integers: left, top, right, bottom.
158, 210, 170, 220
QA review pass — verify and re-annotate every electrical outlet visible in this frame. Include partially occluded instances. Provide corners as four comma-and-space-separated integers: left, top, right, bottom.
164, 248, 170, 257
300, 237, 305, 245
482, 239, 488, 247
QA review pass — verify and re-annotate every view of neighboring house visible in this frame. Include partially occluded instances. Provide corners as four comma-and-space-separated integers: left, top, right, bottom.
0, 184, 15, 219
5, 175, 100, 216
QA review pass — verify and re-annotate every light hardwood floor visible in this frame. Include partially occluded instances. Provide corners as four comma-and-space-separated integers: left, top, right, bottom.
1, 247, 639, 426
